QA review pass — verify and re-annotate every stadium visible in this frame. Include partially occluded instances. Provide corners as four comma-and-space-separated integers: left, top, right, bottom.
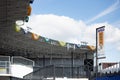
0, 0, 120, 80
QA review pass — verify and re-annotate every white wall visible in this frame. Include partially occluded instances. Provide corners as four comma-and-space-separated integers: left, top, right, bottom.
55, 77, 88, 80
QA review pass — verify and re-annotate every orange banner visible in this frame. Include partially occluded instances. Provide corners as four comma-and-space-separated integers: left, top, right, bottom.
27, 5, 32, 16
32, 33, 39, 40
99, 31, 104, 46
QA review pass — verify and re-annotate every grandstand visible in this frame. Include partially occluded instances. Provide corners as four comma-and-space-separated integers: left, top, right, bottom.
1, 0, 120, 80
3, 0, 120, 80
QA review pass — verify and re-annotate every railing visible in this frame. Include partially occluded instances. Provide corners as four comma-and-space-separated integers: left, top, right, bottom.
24, 65, 94, 80
0, 61, 10, 74
0, 56, 10, 75
99, 62, 120, 74
11, 56, 34, 67
0, 56, 34, 78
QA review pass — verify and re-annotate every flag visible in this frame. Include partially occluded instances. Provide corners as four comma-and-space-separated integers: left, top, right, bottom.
67, 43, 70, 50
59, 41, 66, 47
76, 44, 81, 48
45, 38, 50, 42
87, 45, 95, 51
15, 20, 24, 26
32, 33, 40, 40
25, 16, 29, 22
27, 5, 32, 16
15, 25, 21, 32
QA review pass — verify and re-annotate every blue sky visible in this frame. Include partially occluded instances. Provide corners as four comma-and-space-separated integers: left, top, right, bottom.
31, 0, 120, 24
22, 0, 120, 63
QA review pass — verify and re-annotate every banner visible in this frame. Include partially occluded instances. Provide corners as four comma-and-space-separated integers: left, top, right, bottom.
97, 27, 105, 55
45, 38, 50, 42
15, 25, 21, 32
27, 5, 32, 16
99, 31, 104, 45
66, 43, 76, 50
75, 44, 81, 48
32, 33, 39, 40
59, 41, 66, 47
87, 45, 95, 51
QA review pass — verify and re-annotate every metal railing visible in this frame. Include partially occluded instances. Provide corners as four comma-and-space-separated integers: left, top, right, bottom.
0, 56, 10, 74
11, 56, 34, 67
24, 65, 94, 80
0, 61, 10, 74
0, 56, 34, 77
99, 62, 120, 74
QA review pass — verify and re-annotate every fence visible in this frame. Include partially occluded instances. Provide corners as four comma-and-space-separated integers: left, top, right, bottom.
103, 62, 120, 74
24, 65, 94, 80
0, 56, 34, 78
98, 62, 120, 75
11, 56, 34, 67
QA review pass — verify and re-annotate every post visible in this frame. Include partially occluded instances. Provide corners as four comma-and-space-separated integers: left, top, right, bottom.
43, 55, 45, 67
71, 51, 74, 78
96, 28, 98, 78
96, 26, 105, 78
85, 52, 88, 77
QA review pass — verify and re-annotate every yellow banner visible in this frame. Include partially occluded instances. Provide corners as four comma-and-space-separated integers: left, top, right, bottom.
59, 41, 66, 46
15, 25, 21, 32
87, 45, 95, 51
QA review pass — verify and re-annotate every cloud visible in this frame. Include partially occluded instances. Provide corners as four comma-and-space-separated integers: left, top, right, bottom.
117, 46, 120, 51
116, 42, 120, 51
87, 0, 120, 23
112, 20, 120, 28
25, 14, 120, 47
27, 14, 87, 44
22, 14, 120, 62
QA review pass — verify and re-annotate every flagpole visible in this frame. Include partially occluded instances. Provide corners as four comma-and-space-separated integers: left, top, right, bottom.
96, 26, 105, 78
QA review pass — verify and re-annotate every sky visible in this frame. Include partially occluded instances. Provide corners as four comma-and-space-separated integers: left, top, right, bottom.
23, 0, 120, 63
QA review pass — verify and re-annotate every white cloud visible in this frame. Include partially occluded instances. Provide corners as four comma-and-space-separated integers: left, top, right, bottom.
27, 14, 87, 44
87, 0, 120, 23
23, 14, 120, 62
26, 14, 120, 47
116, 42, 120, 51
117, 46, 120, 51
112, 20, 120, 28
